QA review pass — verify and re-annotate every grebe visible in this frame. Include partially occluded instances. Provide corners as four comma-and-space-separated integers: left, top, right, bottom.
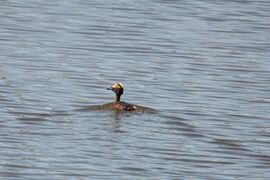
106, 82, 136, 111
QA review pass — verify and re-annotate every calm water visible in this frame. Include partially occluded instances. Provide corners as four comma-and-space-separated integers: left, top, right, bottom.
0, 0, 270, 179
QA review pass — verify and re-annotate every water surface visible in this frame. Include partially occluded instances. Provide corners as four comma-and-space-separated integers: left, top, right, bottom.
0, 0, 270, 179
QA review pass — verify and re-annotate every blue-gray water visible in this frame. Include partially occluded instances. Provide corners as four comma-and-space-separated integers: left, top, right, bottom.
0, 0, 270, 179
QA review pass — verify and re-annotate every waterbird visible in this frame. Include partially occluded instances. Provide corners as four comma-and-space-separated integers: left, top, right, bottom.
106, 82, 136, 111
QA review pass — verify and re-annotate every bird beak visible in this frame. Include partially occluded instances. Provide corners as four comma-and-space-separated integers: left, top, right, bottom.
106, 87, 112, 90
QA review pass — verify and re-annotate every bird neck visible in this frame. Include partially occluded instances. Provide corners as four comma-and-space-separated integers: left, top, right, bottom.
115, 95, 121, 102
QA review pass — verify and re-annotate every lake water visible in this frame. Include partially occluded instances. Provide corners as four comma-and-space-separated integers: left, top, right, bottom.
0, 0, 270, 179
